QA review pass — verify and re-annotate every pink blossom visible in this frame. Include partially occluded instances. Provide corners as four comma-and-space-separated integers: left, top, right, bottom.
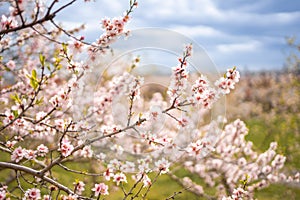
0, 186, 7, 200
6, 60, 16, 70
35, 111, 48, 122
96, 14, 131, 48
49, 89, 69, 108
59, 138, 74, 157
60, 194, 78, 200
11, 146, 26, 163
54, 119, 65, 132
42, 195, 50, 200
103, 168, 114, 181
107, 159, 121, 170
225, 67, 240, 82
68, 37, 85, 54
231, 187, 247, 199
3, 110, 14, 125
6, 140, 17, 148
1, 15, 18, 30
178, 117, 189, 127
120, 161, 135, 173
237, 157, 247, 166
186, 139, 215, 157
138, 161, 151, 173
271, 154, 286, 169
167, 45, 192, 100
191, 76, 218, 109
185, 43, 193, 56
155, 158, 170, 174
215, 77, 234, 94
73, 181, 85, 195
113, 173, 127, 185
24, 149, 36, 160
92, 183, 109, 196
36, 144, 49, 157
215, 67, 240, 95
143, 175, 152, 187
80, 145, 93, 158
24, 188, 41, 200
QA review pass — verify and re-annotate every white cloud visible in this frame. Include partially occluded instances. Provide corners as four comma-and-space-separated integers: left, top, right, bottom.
217, 41, 261, 53
138, 0, 223, 22
172, 25, 223, 38
225, 11, 300, 26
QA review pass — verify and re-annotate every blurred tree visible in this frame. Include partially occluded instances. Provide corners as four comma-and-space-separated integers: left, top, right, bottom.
286, 36, 300, 74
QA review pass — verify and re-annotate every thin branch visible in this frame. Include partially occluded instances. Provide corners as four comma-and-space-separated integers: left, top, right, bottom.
165, 187, 190, 200
31, 26, 62, 45
142, 171, 161, 199
164, 112, 181, 123
58, 163, 103, 176
0, 0, 77, 35
127, 91, 135, 126
51, 0, 77, 17
0, 161, 74, 195
123, 173, 144, 200
15, 170, 25, 193
14, 0, 25, 25
0, 145, 12, 153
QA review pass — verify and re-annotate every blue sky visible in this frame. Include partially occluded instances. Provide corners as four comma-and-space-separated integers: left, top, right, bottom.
57, 0, 300, 71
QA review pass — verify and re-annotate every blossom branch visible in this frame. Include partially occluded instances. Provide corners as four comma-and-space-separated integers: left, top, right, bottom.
58, 163, 103, 177
123, 173, 144, 200
40, 117, 146, 175
142, 171, 161, 199
0, 161, 74, 195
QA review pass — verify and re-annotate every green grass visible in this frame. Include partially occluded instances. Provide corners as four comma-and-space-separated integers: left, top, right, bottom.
253, 183, 300, 200
243, 113, 300, 200
245, 114, 300, 169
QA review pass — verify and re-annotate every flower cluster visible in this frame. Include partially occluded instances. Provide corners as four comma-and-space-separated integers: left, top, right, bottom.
1, 15, 18, 30
97, 16, 129, 47
183, 119, 299, 199
49, 88, 71, 108
167, 45, 191, 101
190, 67, 239, 109
59, 138, 74, 157
113, 173, 128, 185
11, 144, 50, 163
191, 75, 218, 109
92, 183, 109, 196
215, 67, 240, 94
155, 157, 171, 174
186, 138, 215, 157
73, 181, 85, 195
0, 186, 8, 200
222, 187, 248, 200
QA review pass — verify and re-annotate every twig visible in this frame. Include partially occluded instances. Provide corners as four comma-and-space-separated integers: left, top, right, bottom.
0, 162, 74, 194
142, 171, 161, 199
123, 173, 144, 200
58, 163, 103, 176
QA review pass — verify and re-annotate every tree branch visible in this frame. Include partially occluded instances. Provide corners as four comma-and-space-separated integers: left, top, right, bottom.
0, 161, 74, 195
